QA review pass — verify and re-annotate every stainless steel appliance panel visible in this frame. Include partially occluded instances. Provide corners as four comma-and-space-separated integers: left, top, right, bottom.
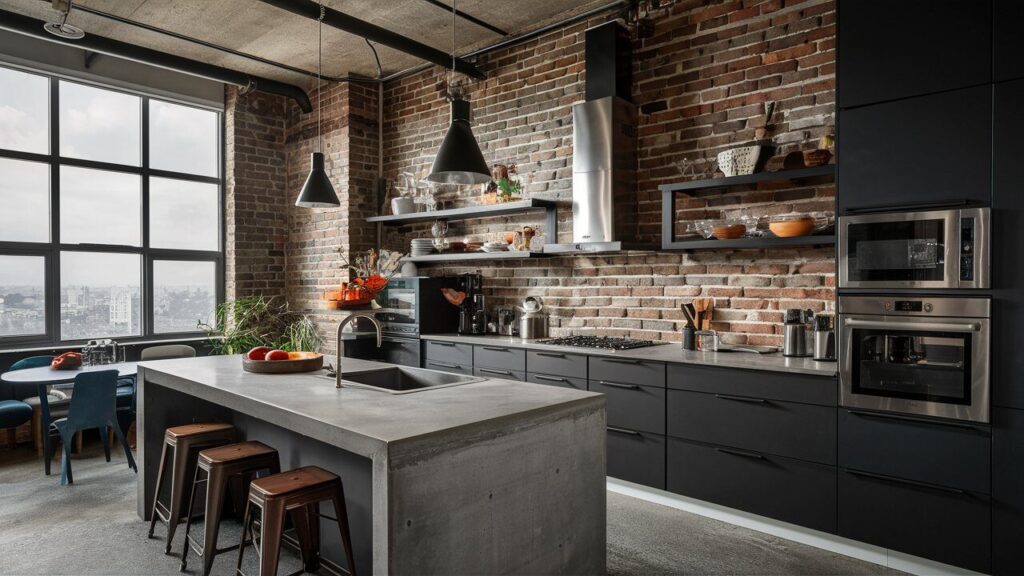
839, 296, 990, 422
838, 207, 989, 289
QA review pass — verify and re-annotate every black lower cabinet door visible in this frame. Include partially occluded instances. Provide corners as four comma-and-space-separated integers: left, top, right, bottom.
667, 437, 836, 534
606, 428, 665, 489
838, 470, 990, 573
993, 407, 1024, 575
379, 338, 420, 367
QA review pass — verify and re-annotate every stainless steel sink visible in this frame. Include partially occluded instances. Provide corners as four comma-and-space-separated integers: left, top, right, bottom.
338, 366, 484, 394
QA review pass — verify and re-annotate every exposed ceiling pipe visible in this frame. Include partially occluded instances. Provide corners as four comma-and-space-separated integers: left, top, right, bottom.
254, 0, 487, 80
417, 0, 507, 36
0, 8, 314, 112
382, 0, 632, 82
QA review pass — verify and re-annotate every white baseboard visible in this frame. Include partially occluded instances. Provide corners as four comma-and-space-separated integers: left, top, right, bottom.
607, 478, 986, 576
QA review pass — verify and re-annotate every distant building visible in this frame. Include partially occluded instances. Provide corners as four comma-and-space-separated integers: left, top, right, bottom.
109, 287, 133, 326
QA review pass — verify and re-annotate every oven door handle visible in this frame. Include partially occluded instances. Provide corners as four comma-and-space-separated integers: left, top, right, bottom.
843, 319, 981, 333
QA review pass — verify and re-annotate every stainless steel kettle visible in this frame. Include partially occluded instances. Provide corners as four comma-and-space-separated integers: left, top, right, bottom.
783, 308, 813, 358
519, 297, 549, 339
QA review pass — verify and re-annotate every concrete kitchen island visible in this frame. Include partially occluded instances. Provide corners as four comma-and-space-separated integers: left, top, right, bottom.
135, 355, 606, 575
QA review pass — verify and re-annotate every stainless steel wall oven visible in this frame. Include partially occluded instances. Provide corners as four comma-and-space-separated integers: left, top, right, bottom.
839, 296, 990, 423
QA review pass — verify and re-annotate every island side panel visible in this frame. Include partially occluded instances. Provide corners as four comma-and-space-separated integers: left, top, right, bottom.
386, 397, 607, 575
136, 373, 375, 576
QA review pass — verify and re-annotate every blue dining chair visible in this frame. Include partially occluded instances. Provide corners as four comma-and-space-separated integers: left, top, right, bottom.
47, 370, 137, 485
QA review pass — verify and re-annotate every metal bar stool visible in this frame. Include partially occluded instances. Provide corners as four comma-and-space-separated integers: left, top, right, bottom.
181, 441, 281, 576
235, 466, 357, 576
148, 423, 236, 553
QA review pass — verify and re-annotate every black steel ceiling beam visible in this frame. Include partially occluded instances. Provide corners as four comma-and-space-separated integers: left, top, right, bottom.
418, 0, 507, 36
0, 8, 313, 112
254, 0, 486, 80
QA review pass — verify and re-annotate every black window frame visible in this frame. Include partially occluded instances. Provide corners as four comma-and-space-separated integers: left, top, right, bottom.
0, 63, 224, 350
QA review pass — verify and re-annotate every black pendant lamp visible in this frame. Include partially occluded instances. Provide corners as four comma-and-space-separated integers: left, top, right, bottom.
296, 1, 340, 208
426, 0, 491, 185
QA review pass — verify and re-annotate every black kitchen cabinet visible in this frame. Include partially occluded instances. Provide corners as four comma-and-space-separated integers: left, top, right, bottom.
588, 357, 665, 387
994, 0, 1024, 82
838, 0, 991, 108
607, 428, 665, 490
668, 437, 836, 534
668, 389, 836, 465
993, 407, 1024, 575
379, 337, 420, 367
838, 409, 990, 493
838, 469, 990, 573
837, 85, 992, 213
473, 345, 526, 373
993, 79, 1024, 410
591, 380, 666, 436
667, 364, 837, 407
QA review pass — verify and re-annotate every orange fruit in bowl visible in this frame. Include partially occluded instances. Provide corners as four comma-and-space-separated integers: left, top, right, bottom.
265, 349, 290, 361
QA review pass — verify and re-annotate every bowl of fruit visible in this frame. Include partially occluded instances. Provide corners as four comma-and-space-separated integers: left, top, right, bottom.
242, 346, 324, 374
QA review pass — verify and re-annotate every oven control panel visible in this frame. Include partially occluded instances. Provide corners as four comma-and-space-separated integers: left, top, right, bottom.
960, 217, 975, 282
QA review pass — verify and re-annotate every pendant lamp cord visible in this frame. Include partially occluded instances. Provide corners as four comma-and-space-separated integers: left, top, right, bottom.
317, 0, 324, 153
450, 0, 455, 98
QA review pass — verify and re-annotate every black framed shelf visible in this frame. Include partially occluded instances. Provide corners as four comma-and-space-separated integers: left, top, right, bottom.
367, 198, 558, 234
662, 235, 836, 251
658, 164, 835, 194
403, 251, 549, 264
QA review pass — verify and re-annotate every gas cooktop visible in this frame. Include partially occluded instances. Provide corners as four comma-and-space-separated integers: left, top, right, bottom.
536, 336, 659, 350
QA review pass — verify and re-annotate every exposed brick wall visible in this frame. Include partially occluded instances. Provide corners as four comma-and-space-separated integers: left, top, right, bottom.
224, 87, 289, 302
379, 0, 836, 346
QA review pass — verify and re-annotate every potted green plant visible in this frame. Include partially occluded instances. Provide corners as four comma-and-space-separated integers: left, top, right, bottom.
198, 295, 323, 355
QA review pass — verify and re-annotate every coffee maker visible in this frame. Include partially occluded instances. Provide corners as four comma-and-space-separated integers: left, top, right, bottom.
457, 272, 483, 335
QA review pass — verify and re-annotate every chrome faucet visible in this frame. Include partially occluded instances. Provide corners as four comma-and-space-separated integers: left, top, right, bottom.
336, 312, 382, 388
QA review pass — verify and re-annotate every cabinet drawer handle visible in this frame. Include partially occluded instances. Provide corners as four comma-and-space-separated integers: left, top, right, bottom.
536, 352, 566, 358
597, 381, 641, 390
430, 341, 456, 347
607, 426, 641, 436
602, 358, 641, 365
482, 346, 510, 352
846, 410, 986, 432
533, 374, 568, 383
715, 447, 765, 460
842, 468, 967, 495
715, 393, 767, 404
427, 361, 459, 369
479, 368, 513, 376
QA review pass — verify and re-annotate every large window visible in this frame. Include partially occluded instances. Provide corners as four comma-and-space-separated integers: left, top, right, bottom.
0, 64, 223, 347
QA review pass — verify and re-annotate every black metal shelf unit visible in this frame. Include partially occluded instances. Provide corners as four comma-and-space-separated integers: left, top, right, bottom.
660, 165, 836, 250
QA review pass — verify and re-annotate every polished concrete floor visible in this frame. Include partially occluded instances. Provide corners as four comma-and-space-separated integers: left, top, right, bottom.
0, 442, 899, 576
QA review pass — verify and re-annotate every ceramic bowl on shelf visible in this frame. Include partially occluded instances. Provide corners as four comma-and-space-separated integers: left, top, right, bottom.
717, 145, 761, 177
712, 222, 747, 240
768, 214, 816, 237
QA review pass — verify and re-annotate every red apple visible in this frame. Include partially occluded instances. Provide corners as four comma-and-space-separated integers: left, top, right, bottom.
246, 346, 271, 361
265, 349, 290, 361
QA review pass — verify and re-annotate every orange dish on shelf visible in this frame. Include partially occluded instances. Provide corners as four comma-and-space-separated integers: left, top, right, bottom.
769, 216, 816, 238
712, 224, 746, 240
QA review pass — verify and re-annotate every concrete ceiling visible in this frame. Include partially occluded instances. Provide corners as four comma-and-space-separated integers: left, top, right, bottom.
0, 0, 612, 88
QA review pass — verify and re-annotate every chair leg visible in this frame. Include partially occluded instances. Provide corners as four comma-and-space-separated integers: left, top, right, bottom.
74, 430, 83, 454
290, 502, 321, 573
59, 433, 74, 485
235, 500, 253, 576
259, 499, 285, 576
149, 441, 170, 539
199, 467, 228, 576
4, 428, 14, 450
101, 426, 112, 462
180, 465, 203, 572
111, 420, 136, 472
331, 491, 357, 576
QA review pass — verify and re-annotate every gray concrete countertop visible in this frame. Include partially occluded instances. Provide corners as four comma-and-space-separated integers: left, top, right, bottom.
420, 333, 838, 377
137, 354, 603, 459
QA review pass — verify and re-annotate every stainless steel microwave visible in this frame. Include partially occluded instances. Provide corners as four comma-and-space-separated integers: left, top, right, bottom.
838, 207, 989, 289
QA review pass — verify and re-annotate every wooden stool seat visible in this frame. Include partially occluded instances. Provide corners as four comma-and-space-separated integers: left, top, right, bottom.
148, 423, 236, 554
181, 441, 281, 576
236, 466, 357, 576
199, 440, 277, 465
248, 465, 337, 498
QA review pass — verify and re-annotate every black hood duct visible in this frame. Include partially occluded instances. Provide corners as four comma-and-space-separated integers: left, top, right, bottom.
0, 8, 313, 113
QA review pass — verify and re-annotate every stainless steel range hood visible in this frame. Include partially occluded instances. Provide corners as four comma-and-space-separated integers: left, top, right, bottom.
545, 21, 648, 254
544, 96, 638, 253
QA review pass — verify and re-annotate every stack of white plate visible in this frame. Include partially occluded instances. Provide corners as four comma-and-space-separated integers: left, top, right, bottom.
410, 238, 434, 256
481, 241, 508, 253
